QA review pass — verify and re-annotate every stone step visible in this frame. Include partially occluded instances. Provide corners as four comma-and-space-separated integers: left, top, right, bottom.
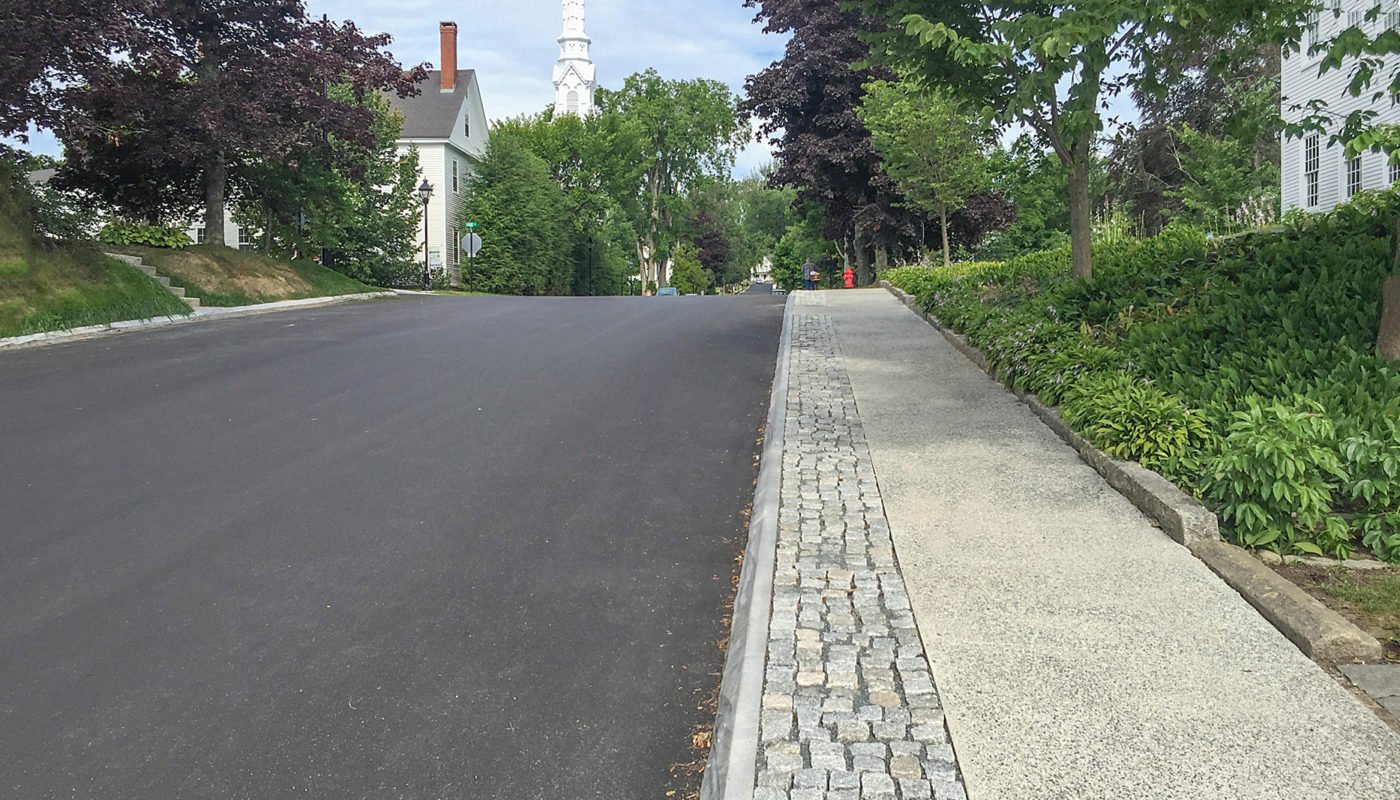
138, 266, 157, 276
156, 275, 171, 287
166, 285, 186, 298
184, 297, 201, 310
105, 252, 143, 267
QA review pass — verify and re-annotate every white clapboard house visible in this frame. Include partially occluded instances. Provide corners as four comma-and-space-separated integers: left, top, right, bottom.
1282, 0, 1400, 213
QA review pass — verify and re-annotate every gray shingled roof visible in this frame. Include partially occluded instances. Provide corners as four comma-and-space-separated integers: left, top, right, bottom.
388, 70, 475, 139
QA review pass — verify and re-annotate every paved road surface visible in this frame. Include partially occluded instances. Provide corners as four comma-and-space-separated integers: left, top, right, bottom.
0, 294, 784, 798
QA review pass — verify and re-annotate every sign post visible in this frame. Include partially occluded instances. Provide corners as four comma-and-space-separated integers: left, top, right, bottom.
463, 222, 481, 287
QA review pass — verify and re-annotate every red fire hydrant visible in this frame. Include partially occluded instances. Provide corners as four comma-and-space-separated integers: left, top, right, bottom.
843, 265, 854, 289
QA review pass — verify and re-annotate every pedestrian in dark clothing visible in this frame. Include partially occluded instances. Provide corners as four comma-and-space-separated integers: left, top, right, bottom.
802, 259, 816, 290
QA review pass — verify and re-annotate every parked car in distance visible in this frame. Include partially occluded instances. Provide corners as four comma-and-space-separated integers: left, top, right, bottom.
657, 287, 679, 296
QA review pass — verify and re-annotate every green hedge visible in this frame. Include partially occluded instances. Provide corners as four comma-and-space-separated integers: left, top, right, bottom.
885, 191, 1400, 562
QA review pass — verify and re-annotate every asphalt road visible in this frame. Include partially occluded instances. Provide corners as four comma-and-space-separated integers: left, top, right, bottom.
0, 294, 785, 799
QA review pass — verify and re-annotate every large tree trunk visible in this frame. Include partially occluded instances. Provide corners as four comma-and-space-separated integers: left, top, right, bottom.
644, 170, 662, 292
203, 154, 227, 248
1382, 218, 1400, 362
197, 31, 225, 248
1380, 276, 1400, 362
939, 202, 951, 267
1066, 150, 1093, 281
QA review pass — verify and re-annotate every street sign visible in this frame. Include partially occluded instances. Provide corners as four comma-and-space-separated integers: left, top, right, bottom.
465, 233, 483, 257
464, 221, 479, 229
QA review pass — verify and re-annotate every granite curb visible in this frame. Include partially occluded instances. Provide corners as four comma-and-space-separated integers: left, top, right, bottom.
0, 292, 395, 352
701, 294, 796, 800
879, 280, 1383, 665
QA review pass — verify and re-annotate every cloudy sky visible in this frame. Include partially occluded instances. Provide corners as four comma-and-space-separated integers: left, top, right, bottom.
21, 0, 788, 175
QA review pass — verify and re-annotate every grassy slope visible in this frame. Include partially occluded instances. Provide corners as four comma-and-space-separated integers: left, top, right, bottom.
113, 245, 375, 307
0, 179, 191, 339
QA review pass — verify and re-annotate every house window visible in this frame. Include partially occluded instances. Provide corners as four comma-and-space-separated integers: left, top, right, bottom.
1305, 135, 1320, 207
1348, 9, 1366, 29
465, 116, 471, 137
456, 232, 463, 265
1348, 154, 1363, 197
452, 159, 459, 193
1390, 157, 1400, 184
1389, 10, 1400, 30
238, 227, 254, 252
567, 91, 580, 115
1307, 10, 1321, 46
195, 227, 206, 244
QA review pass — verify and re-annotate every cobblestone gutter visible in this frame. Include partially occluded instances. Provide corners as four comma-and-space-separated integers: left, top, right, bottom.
754, 307, 967, 800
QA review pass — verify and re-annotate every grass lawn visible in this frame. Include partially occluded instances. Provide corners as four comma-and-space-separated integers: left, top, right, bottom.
111, 245, 376, 307
1275, 564, 1400, 661
0, 244, 192, 339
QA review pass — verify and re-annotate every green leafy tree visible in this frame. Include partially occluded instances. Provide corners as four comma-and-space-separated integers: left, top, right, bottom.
597, 69, 746, 290
1168, 124, 1279, 231
770, 203, 834, 291
979, 136, 1073, 260
465, 134, 571, 296
491, 110, 643, 295
858, 79, 989, 266
892, 0, 1292, 279
669, 243, 712, 295
57, 6, 425, 245
232, 89, 422, 286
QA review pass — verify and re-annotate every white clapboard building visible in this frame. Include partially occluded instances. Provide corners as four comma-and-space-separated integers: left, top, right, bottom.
1282, 0, 1400, 213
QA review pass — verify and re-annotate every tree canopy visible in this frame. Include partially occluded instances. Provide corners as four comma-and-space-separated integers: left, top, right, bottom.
55, 2, 425, 245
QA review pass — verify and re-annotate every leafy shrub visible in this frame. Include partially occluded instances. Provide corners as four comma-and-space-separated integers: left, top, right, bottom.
1342, 419, 1400, 561
99, 222, 192, 249
1022, 338, 1125, 406
1200, 397, 1350, 557
1060, 372, 1214, 473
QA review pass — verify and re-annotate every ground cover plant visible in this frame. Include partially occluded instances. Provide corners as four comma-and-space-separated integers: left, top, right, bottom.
885, 190, 1400, 563
0, 166, 190, 338
111, 244, 374, 307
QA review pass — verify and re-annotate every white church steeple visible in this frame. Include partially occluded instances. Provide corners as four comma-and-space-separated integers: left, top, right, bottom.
552, 0, 596, 117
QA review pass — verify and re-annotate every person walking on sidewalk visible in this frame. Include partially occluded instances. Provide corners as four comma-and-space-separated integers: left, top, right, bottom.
802, 259, 817, 290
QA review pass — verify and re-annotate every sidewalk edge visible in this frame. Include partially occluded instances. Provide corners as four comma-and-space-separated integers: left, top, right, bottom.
0, 292, 395, 352
879, 281, 1383, 665
700, 295, 794, 800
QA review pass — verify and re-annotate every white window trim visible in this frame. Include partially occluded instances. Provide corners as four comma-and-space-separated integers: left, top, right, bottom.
452, 159, 460, 193
1305, 135, 1321, 208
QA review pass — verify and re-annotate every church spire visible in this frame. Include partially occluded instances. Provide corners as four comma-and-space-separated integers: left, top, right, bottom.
552, 0, 596, 117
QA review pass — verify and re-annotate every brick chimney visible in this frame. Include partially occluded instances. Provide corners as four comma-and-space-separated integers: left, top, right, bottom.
440, 22, 458, 92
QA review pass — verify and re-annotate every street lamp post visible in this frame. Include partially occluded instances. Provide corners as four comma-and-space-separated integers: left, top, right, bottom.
417, 179, 433, 291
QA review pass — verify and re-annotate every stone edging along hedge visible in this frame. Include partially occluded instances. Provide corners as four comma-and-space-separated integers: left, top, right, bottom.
879, 281, 1383, 665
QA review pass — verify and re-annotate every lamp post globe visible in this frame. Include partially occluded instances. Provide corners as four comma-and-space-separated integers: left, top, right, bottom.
417, 180, 433, 290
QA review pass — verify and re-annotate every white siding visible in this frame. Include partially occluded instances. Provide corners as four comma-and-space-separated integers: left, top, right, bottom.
183, 213, 242, 251
397, 73, 490, 286
1282, 0, 1400, 213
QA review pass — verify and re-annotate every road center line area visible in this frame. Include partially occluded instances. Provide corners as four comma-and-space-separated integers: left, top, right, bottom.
0, 294, 783, 799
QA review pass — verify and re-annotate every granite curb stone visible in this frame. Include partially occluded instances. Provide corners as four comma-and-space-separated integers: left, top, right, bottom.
0, 292, 395, 351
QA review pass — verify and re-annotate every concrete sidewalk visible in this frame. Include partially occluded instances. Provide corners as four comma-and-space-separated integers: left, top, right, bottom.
821, 289, 1400, 799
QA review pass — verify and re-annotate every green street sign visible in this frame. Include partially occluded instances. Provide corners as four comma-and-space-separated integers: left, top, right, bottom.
464, 221, 478, 229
